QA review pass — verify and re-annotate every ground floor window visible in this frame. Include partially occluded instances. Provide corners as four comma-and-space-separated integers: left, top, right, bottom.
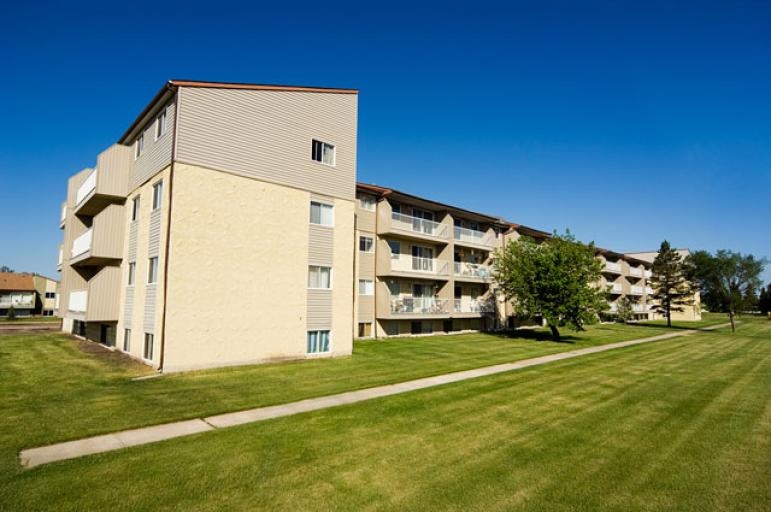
43, 310, 54, 317
307, 330, 330, 354
124, 329, 131, 352
358, 322, 372, 337
143, 333, 154, 360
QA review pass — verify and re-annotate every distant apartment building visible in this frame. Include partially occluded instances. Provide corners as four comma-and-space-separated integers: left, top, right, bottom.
58, 80, 357, 371
0, 272, 58, 317
57, 80, 699, 371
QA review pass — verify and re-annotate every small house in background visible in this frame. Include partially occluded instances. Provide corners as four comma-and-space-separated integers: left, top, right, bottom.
0, 272, 59, 317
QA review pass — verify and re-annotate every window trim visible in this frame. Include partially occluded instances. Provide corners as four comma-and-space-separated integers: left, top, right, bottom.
309, 201, 334, 227
308, 265, 333, 290
127, 261, 136, 286
359, 195, 376, 211
359, 235, 375, 253
359, 279, 374, 296
124, 329, 131, 352
135, 133, 144, 160
143, 333, 154, 361
148, 257, 159, 284
311, 139, 336, 166
131, 196, 140, 222
306, 329, 331, 355
152, 180, 163, 211
155, 107, 168, 141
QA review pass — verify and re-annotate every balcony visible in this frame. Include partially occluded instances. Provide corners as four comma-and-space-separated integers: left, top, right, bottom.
453, 226, 497, 250
59, 202, 66, 229
57, 245, 63, 271
645, 286, 654, 295
0, 293, 35, 309
644, 270, 652, 279
608, 283, 623, 294
608, 302, 618, 313
629, 267, 643, 278
381, 254, 450, 279
69, 290, 87, 313
453, 262, 493, 282
390, 297, 450, 315
603, 262, 622, 274
630, 285, 644, 296
453, 298, 495, 314
73, 144, 131, 217
378, 210, 450, 243
69, 205, 125, 267
632, 304, 650, 313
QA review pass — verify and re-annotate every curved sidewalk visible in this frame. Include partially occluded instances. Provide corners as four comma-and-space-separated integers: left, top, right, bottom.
19, 323, 729, 468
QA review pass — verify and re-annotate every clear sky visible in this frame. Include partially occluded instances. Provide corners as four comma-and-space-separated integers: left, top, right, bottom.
1, 0, 769, 284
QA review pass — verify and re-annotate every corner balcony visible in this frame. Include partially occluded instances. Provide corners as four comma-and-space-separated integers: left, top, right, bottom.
378, 210, 450, 244
644, 270, 652, 279
73, 144, 131, 217
69, 205, 125, 268
389, 297, 450, 318
453, 226, 498, 250
608, 282, 623, 294
68, 290, 88, 314
603, 262, 622, 275
66, 267, 121, 322
453, 262, 494, 282
630, 285, 644, 296
378, 254, 450, 280
453, 298, 495, 316
628, 267, 643, 278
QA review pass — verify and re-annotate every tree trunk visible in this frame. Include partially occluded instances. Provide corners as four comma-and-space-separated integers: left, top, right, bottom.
549, 324, 561, 341
728, 310, 736, 333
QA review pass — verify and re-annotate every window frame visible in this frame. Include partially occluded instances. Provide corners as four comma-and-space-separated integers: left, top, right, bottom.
143, 333, 154, 361
131, 196, 140, 222
311, 139, 336, 166
306, 330, 331, 354
127, 261, 136, 286
387, 240, 401, 260
124, 329, 131, 352
155, 107, 168, 140
308, 265, 332, 290
148, 257, 159, 284
309, 201, 334, 227
359, 195, 376, 211
358, 279, 374, 296
152, 180, 163, 211
135, 133, 144, 160
359, 235, 374, 253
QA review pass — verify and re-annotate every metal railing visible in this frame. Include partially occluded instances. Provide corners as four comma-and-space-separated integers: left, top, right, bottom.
75, 171, 97, 206
71, 229, 93, 258
453, 226, 494, 246
391, 212, 447, 238
604, 262, 622, 273
629, 267, 643, 278
453, 262, 493, 279
60, 204, 66, 222
630, 285, 644, 295
453, 298, 495, 313
390, 297, 450, 314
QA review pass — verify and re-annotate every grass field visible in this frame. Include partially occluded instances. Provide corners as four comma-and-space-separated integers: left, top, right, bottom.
2, 313, 767, 510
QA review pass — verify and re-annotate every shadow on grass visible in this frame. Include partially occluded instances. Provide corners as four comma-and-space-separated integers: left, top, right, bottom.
494, 329, 579, 344
627, 321, 729, 333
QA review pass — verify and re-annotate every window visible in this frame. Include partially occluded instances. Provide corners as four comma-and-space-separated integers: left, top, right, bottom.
127, 262, 136, 285
152, 180, 163, 210
311, 139, 335, 165
45, 292, 56, 299
148, 257, 159, 284
307, 330, 330, 354
359, 279, 374, 295
387, 240, 400, 259
309, 201, 334, 226
135, 133, 144, 159
308, 266, 332, 289
387, 280, 400, 297
359, 236, 374, 253
124, 329, 131, 352
155, 108, 168, 140
143, 333, 154, 360
358, 323, 372, 337
131, 196, 140, 221
359, 195, 375, 211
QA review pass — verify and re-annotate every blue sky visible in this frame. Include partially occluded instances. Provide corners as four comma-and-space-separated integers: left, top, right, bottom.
1, 0, 770, 284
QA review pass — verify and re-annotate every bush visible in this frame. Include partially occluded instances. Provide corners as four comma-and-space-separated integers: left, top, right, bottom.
6, 306, 16, 321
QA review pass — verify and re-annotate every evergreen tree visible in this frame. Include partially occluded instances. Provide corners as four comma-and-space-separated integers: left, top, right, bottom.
759, 284, 771, 315
649, 241, 692, 328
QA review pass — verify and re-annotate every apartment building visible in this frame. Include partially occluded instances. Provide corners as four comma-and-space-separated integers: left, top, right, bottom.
0, 272, 58, 317
598, 250, 657, 320
58, 80, 358, 371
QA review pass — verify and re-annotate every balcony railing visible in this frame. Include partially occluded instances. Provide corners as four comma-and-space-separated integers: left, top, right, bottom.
391, 256, 448, 276
644, 270, 652, 278
75, 171, 97, 206
629, 267, 643, 278
60, 203, 67, 223
608, 302, 618, 313
0, 296, 35, 308
608, 283, 623, 294
390, 297, 450, 315
453, 262, 493, 279
71, 229, 93, 258
630, 285, 644, 295
604, 262, 622, 273
391, 212, 447, 238
632, 304, 649, 313
69, 290, 87, 313
453, 226, 494, 247
58, 247, 63, 267
454, 298, 495, 313
645, 286, 654, 295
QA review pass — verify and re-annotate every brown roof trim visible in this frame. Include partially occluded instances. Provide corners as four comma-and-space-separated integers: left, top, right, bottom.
118, 82, 176, 144
169, 79, 358, 95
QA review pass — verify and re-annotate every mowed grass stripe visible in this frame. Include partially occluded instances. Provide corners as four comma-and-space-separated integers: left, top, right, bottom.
3, 319, 768, 511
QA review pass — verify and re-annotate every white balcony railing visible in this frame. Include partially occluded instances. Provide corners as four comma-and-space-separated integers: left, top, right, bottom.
71, 229, 93, 258
604, 262, 622, 273
391, 256, 448, 276
644, 270, 652, 279
60, 204, 66, 223
453, 226, 494, 246
69, 290, 87, 312
632, 304, 649, 313
645, 286, 654, 295
391, 297, 450, 315
630, 285, 644, 295
0, 294, 35, 308
391, 212, 447, 238
608, 302, 618, 313
454, 298, 495, 313
76, 171, 97, 206
58, 248, 63, 266
629, 267, 643, 278
453, 262, 493, 279
608, 283, 623, 294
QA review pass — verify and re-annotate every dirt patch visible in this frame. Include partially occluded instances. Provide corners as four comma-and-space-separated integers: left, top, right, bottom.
75, 338, 155, 374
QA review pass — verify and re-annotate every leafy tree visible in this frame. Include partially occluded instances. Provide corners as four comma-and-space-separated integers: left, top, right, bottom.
686, 250, 766, 332
6, 306, 16, 321
649, 241, 693, 328
615, 296, 635, 323
0, 265, 14, 273
759, 284, 771, 315
494, 231, 607, 341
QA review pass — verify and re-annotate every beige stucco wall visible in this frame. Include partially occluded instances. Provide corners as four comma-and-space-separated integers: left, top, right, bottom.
160, 163, 354, 372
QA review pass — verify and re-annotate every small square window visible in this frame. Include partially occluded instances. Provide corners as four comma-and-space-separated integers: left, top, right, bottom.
311, 139, 335, 166
135, 134, 144, 159
131, 196, 140, 221
359, 236, 374, 253
148, 257, 159, 284
358, 279, 374, 295
309, 201, 334, 226
387, 240, 400, 260
143, 333, 154, 360
127, 262, 136, 285
308, 266, 332, 289
358, 323, 372, 338
359, 196, 375, 211
307, 330, 330, 354
152, 180, 163, 210
155, 108, 168, 140
124, 329, 131, 352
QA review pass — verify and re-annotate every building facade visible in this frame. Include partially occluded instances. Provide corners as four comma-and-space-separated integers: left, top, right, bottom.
0, 272, 58, 317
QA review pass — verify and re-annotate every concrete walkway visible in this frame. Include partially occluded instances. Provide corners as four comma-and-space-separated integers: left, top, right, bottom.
19, 323, 730, 468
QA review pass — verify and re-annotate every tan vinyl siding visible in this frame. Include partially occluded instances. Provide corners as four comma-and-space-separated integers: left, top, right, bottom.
91, 204, 126, 258
123, 288, 134, 323
86, 267, 122, 322
130, 101, 175, 189
358, 251, 375, 279
308, 225, 334, 266
306, 289, 333, 330
358, 296, 375, 321
127, 222, 138, 260
176, 87, 357, 200
95, 144, 132, 198
148, 208, 162, 257
144, 287, 157, 333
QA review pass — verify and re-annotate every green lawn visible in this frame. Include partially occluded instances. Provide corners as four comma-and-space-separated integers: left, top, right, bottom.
0, 315, 766, 510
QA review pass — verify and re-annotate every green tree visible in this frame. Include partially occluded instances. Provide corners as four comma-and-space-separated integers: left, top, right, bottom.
759, 284, 771, 315
649, 241, 692, 328
494, 231, 608, 341
615, 296, 635, 323
6, 306, 16, 321
686, 250, 766, 332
